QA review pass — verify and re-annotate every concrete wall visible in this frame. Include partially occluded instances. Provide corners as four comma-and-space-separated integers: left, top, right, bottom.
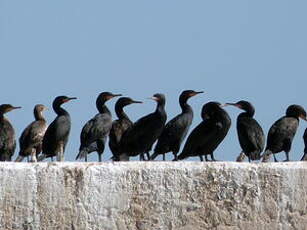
0, 162, 306, 230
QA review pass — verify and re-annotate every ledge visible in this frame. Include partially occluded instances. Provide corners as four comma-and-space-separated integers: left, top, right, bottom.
0, 162, 306, 230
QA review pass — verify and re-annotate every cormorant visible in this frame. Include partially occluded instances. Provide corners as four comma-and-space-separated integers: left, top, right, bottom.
38, 96, 76, 161
177, 102, 231, 161
15, 104, 47, 162
0, 104, 21, 161
262, 104, 307, 162
119, 93, 167, 161
150, 90, 203, 161
225, 101, 265, 162
301, 128, 307, 161
109, 97, 142, 161
76, 92, 121, 162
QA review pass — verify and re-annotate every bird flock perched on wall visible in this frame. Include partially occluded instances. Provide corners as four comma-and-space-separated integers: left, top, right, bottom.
0, 91, 306, 163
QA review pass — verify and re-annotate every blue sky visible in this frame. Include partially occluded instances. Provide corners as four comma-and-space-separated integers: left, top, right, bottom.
0, 0, 306, 162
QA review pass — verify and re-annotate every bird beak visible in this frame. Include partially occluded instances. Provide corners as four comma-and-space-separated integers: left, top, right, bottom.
224, 103, 236, 106
148, 96, 159, 101
64, 97, 77, 103
12, 106, 22, 110
300, 114, 307, 121
112, 94, 122, 98
132, 100, 143, 104
220, 103, 229, 107
190, 91, 204, 97
224, 103, 241, 109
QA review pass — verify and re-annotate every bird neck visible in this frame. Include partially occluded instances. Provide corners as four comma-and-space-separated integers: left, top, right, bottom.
179, 99, 193, 114
115, 105, 129, 120
53, 105, 68, 116
34, 110, 45, 121
0, 113, 4, 120
238, 111, 253, 119
155, 101, 166, 114
99, 105, 111, 115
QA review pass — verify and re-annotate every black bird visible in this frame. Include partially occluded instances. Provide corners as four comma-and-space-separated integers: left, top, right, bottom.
150, 90, 203, 161
119, 93, 167, 161
76, 92, 121, 162
301, 128, 307, 161
262, 104, 307, 162
38, 96, 77, 161
0, 104, 21, 161
225, 101, 265, 162
177, 102, 231, 161
109, 97, 142, 161
15, 104, 47, 162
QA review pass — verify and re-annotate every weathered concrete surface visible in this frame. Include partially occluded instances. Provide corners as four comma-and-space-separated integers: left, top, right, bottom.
0, 162, 306, 230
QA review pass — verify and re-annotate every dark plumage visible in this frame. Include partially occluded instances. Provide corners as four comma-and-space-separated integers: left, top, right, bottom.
119, 93, 167, 161
150, 90, 203, 161
0, 104, 21, 161
225, 101, 265, 162
301, 128, 307, 161
262, 104, 307, 162
15, 104, 47, 162
38, 96, 76, 161
177, 102, 231, 161
109, 97, 142, 161
76, 92, 121, 162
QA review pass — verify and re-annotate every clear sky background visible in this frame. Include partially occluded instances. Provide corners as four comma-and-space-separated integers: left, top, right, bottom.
0, 0, 306, 162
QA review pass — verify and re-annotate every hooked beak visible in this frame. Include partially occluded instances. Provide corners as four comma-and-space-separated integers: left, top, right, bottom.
112, 94, 122, 97
300, 114, 307, 121
64, 97, 77, 103
190, 91, 204, 97
132, 100, 143, 104
148, 96, 159, 102
224, 103, 241, 109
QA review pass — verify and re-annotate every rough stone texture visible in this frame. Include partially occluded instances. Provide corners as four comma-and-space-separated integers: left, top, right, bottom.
0, 162, 306, 230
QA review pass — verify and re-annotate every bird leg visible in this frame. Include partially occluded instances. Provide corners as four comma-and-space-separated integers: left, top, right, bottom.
173, 152, 178, 161
284, 152, 290, 162
199, 155, 204, 162
98, 153, 102, 162
210, 153, 217, 161
273, 154, 278, 162
51, 157, 54, 162
205, 155, 209, 161
140, 154, 145, 161
27, 156, 30, 162
56, 143, 64, 162
236, 152, 246, 162
146, 152, 150, 161
85, 154, 88, 162
30, 149, 37, 162
162, 153, 166, 161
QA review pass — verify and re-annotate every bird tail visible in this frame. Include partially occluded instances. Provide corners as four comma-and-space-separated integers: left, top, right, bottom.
76, 148, 88, 160
15, 155, 24, 162
261, 149, 272, 162
301, 153, 307, 161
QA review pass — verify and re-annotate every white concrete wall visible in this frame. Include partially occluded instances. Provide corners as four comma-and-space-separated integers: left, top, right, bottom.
0, 162, 306, 230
